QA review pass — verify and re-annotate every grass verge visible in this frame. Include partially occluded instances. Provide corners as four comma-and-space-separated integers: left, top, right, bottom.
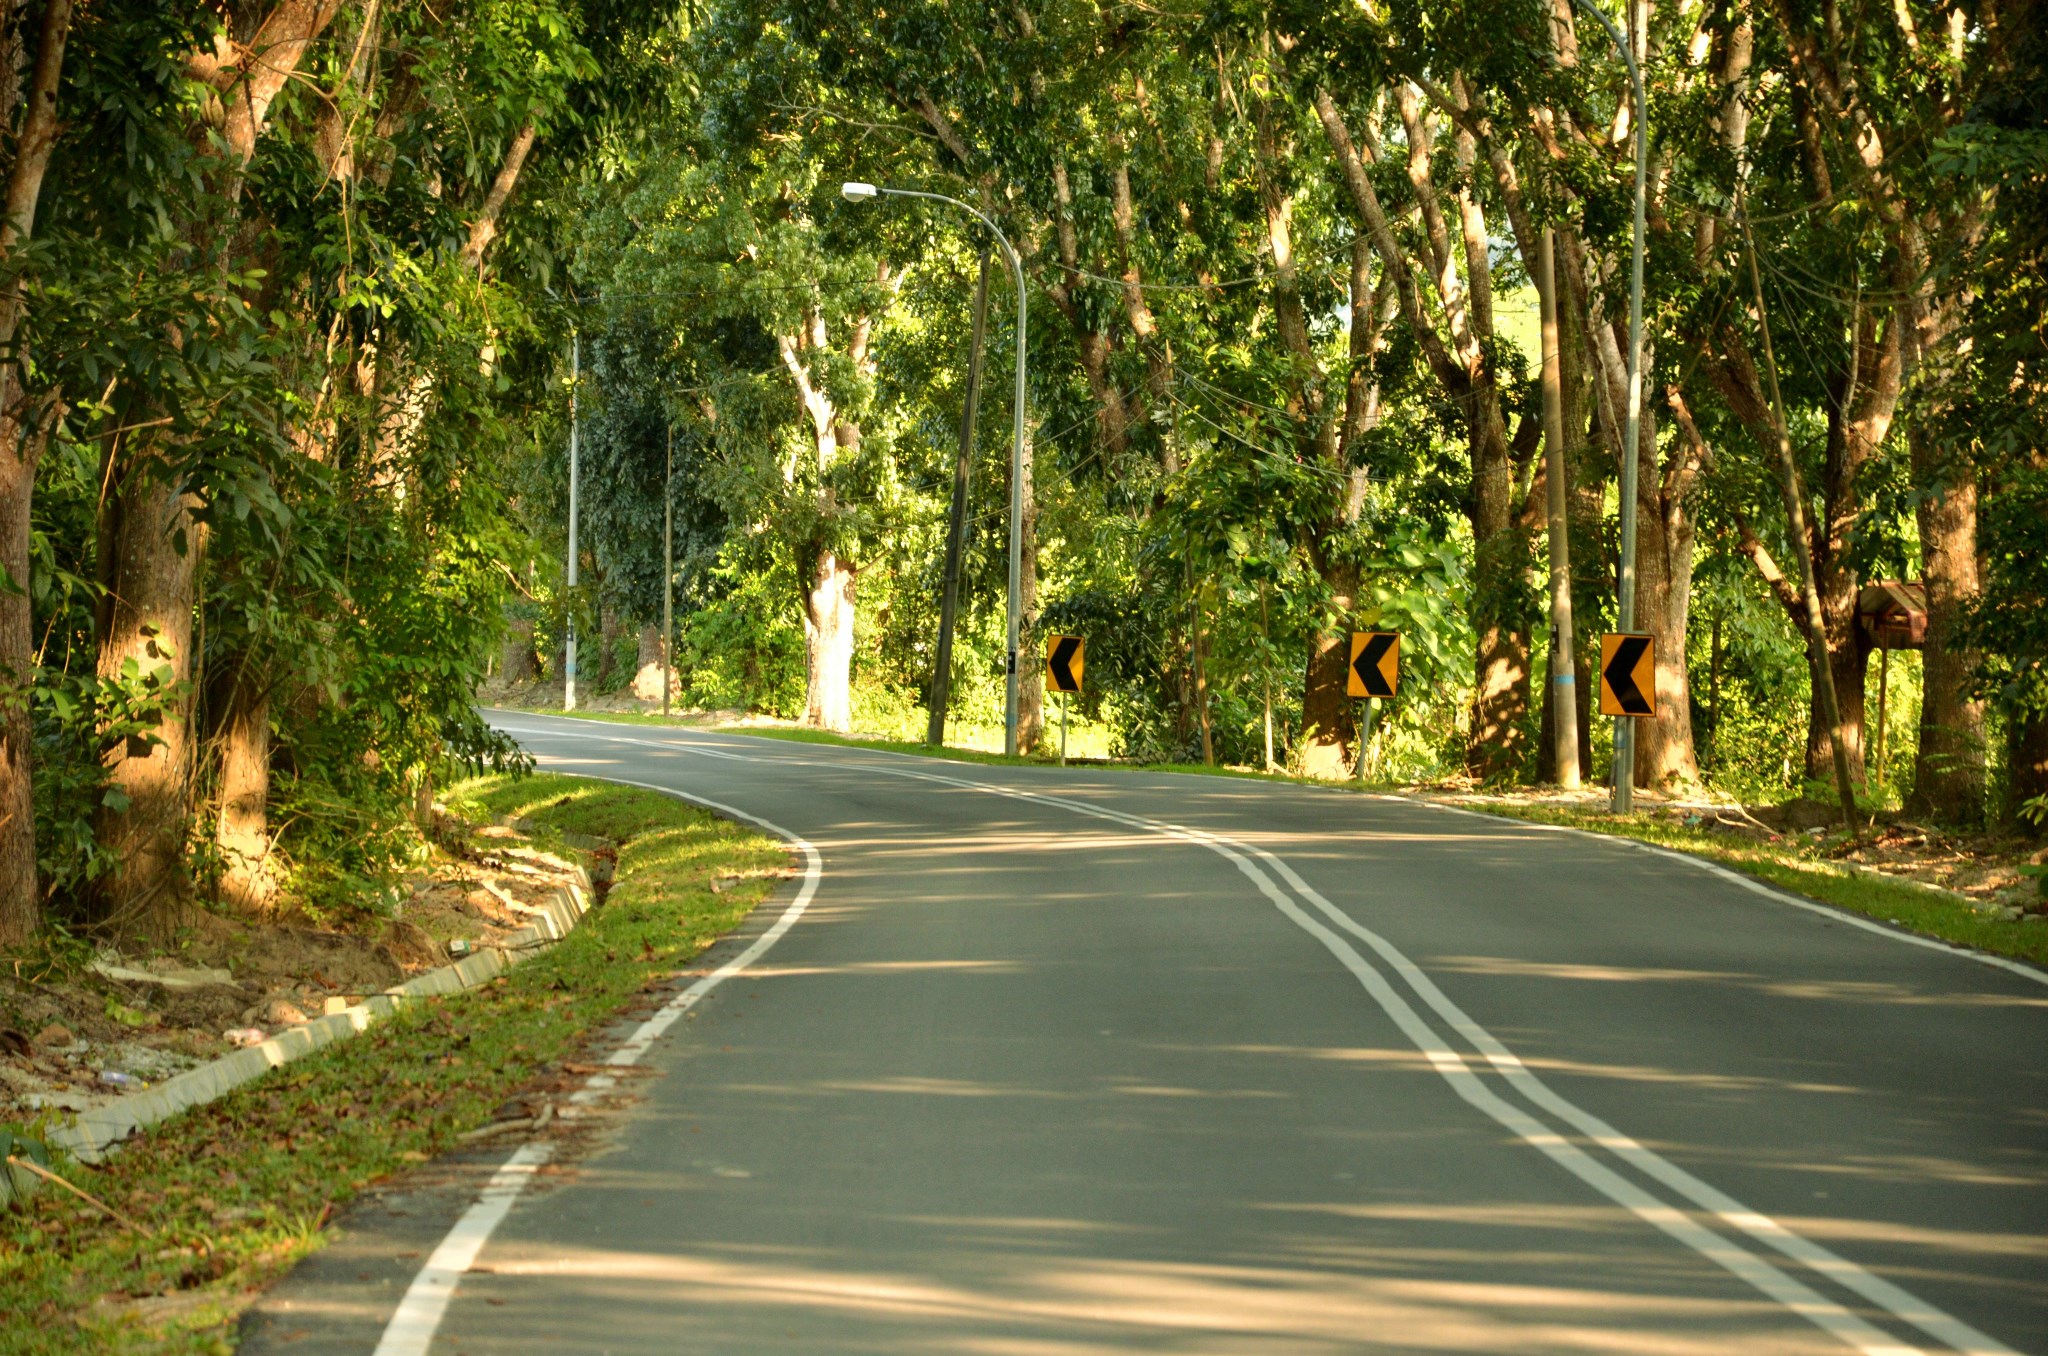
1454, 801, 2048, 970
0, 772, 785, 1355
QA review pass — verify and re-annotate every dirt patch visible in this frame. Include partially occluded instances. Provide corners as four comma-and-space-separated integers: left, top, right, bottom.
0, 820, 594, 1129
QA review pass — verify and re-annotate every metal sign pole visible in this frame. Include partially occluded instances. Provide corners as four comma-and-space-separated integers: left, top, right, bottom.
1060, 691, 1068, 767
1358, 699, 1373, 784
662, 424, 673, 720
564, 327, 580, 713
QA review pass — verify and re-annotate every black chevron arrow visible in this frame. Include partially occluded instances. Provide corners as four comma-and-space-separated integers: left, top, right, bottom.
1352, 632, 1396, 699
1048, 635, 1082, 693
1603, 635, 1653, 715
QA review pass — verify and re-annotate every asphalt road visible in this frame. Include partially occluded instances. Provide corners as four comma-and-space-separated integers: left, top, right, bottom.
243, 713, 2048, 1356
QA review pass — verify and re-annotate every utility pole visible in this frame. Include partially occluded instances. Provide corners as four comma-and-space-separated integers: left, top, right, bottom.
663, 423, 673, 720
928, 248, 993, 746
1540, 227, 1582, 789
841, 182, 1027, 755
564, 326, 581, 713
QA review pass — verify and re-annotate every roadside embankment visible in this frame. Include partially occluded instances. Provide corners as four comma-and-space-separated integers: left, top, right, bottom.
0, 772, 786, 1356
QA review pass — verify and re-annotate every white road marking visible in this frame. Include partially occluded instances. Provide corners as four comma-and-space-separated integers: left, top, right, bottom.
370, 777, 822, 1356
494, 716, 2023, 1354
1404, 797, 2048, 991
871, 770, 1967, 1355
591, 714, 2044, 990
371, 1144, 551, 1356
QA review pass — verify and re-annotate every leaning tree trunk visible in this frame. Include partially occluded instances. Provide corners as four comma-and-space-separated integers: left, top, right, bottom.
91, 475, 203, 940
1909, 443, 1985, 822
803, 549, 856, 733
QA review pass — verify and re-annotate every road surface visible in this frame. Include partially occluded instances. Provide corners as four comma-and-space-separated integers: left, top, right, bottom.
243, 713, 2048, 1355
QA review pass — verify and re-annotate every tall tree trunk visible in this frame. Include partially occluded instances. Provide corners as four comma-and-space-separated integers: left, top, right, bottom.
0, 0, 75, 946
1468, 418, 1531, 781
212, 669, 275, 912
1576, 233, 1700, 787
92, 476, 203, 939
598, 602, 623, 690
1559, 252, 1602, 779
1631, 449, 1700, 787
1909, 442, 1985, 821
92, 0, 341, 939
803, 550, 856, 733
0, 407, 53, 943
1810, 623, 1872, 789
1298, 559, 1359, 778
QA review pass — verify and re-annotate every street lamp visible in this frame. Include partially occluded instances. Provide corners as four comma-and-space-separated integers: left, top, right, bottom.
842, 181, 1030, 757
1568, 0, 1649, 814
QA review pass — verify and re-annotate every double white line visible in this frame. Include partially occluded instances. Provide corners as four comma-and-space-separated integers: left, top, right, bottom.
418, 722, 2016, 1356
865, 761, 2019, 1356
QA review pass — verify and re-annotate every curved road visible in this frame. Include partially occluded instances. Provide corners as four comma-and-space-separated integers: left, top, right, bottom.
246, 713, 2048, 1355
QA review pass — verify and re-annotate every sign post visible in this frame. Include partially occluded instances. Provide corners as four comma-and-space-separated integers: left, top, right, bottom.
1045, 635, 1084, 767
1347, 632, 1399, 782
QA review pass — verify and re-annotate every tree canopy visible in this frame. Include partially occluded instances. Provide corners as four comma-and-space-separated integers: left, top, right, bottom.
0, 0, 2042, 945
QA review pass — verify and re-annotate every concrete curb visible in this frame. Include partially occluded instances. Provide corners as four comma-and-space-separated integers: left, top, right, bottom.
2, 862, 592, 1207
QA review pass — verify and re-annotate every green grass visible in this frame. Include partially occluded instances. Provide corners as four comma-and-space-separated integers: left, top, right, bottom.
0, 773, 785, 1355
1457, 801, 2048, 969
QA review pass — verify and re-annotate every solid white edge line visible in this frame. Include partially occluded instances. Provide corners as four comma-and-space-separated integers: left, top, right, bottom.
1242, 844, 2021, 1356
369, 772, 823, 1356
1407, 797, 2048, 991
494, 718, 2017, 1353
823, 763, 1935, 1355
371, 1144, 552, 1356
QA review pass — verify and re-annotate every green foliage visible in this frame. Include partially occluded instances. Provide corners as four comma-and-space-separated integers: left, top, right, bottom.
671, 541, 807, 716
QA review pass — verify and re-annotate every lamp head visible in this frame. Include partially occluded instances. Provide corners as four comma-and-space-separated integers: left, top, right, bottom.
840, 181, 880, 202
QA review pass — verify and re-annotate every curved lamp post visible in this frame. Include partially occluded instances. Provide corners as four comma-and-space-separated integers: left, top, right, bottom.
1567, 0, 1649, 813
842, 181, 1029, 756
